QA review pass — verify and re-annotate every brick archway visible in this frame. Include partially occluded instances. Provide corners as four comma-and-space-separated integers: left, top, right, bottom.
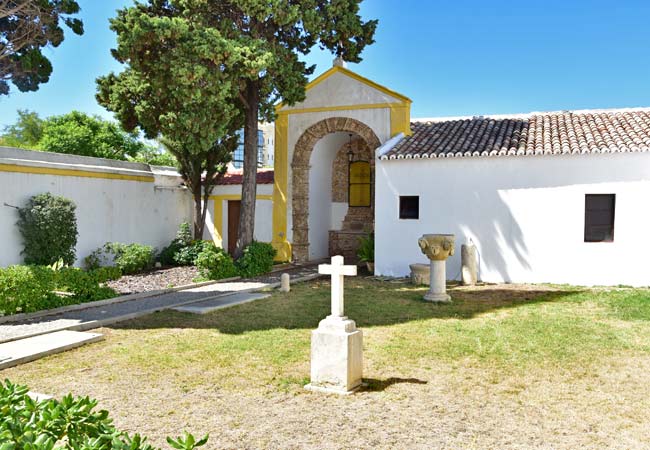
291, 117, 381, 261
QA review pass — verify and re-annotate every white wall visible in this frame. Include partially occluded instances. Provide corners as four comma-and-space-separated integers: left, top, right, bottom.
0, 148, 192, 267
205, 183, 274, 250
308, 133, 350, 259
375, 152, 650, 287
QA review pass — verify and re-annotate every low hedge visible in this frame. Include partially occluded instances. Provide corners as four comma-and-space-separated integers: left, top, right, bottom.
0, 265, 119, 316
0, 379, 208, 450
85, 242, 155, 274
195, 245, 238, 281
236, 241, 277, 278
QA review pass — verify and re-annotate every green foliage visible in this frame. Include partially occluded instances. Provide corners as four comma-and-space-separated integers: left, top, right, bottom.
0, 264, 118, 316
17, 193, 78, 266
130, 145, 178, 167
159, 222, 192, 266
0, 1, 83, 95
92, 266, 123, 283
174, 240, 213, 266
195, 244, 238, 281
86, 243, 154, 275
56, 267, 118, 303
0, 379, 208, 449
236, 241, 277, 278
38, 111, 150, 160
0, 109, 44, 149
0, 266, 56, 315
357, 233, 374, 263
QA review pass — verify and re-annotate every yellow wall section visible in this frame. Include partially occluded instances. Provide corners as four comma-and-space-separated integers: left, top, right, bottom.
210, 194, 273, 249
0, 163, 154, 183
271, 114, 292, 262
272, 66, 412, 262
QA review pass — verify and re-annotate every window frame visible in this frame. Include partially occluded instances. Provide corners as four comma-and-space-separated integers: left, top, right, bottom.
399, 195, 420, 220
584, 194, 616, 243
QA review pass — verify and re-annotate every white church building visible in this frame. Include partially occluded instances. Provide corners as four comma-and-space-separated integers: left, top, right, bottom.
271, 61, 650, 287
2, 61, 650, 287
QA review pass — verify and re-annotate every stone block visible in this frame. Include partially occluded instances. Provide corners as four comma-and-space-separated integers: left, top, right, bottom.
306, 316, 363, 394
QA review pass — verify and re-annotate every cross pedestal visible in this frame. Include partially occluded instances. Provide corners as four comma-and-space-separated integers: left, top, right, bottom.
305, 256, 363, 395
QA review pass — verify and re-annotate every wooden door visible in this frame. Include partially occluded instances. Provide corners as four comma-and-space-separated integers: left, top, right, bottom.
227, 200, 241, 256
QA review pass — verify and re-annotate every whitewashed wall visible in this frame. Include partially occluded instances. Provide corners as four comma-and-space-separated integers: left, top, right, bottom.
375, 151, 650, 287
0, 147, 275, 267
0, 147, 192, 267
203, 183, 274, 250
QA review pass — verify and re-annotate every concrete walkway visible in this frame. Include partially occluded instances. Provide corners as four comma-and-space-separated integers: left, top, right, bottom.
0, 264, 320, 344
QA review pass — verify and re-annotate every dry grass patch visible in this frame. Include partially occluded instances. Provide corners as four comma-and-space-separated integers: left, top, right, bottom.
5, 278, 650, 449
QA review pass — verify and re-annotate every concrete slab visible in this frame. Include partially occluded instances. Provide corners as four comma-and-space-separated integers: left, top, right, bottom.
172, 292, 271, 314
0, 330, 103, 370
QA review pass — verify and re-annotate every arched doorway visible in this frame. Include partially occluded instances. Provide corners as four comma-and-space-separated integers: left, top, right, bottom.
291, 117, 381, 261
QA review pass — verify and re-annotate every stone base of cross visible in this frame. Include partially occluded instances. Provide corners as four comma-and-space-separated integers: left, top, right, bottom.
305, 255, 364, 395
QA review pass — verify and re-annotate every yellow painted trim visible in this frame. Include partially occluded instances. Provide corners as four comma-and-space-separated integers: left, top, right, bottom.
271, 114, 292, 262
0, 163, 155, 183
276, 66, 412, 112
210, 193, 273, 248
390, 101, 413, 137
277, 102, 397, 115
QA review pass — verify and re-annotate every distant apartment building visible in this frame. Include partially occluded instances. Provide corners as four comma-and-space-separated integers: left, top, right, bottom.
231, 122, 275, 168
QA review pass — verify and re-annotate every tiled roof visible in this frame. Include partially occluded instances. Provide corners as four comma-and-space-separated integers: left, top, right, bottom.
380, 108, 650, 160
216, 168, 274, 185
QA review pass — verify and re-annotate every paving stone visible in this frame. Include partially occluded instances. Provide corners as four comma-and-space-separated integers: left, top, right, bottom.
172, 292, 271, 314
0, 331, 103, 370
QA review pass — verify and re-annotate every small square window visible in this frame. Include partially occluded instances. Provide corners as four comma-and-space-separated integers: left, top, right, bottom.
584, 194, 615, 242
399, 196, 419, 219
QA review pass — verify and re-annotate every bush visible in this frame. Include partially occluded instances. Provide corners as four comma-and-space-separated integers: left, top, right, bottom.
236, 241, 277, 278
0, 379, 208, 450
17, 192, 78, 265
357, 233, 374, 263
159, 223, 209, 267
56, 267, 118, 302
195, 244, 238, 280
92, 266, 123, 283
85, 242, 154, 274
0, 265, 56, 315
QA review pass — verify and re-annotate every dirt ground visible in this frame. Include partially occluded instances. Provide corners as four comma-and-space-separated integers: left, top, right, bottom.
6, 279, 650, 449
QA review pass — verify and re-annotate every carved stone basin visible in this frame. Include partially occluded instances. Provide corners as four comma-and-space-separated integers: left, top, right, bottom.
417, 234, 455, 261
417, 233, 455, 303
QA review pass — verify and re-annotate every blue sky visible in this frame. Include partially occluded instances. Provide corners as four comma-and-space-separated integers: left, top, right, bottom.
2, 0, 650, 127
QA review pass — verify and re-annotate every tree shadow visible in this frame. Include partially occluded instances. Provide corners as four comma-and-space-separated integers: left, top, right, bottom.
361, 377, 428, 392
110, 278, 582, 335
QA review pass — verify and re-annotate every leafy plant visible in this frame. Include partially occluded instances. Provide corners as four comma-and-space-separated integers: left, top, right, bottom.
159, 223, 211, 267
0, 265, 56, 315
236, 241, 277, 278
0, 379, 208, 449
85, 243, 154, 275
195, 244, 238, 281
17, 193, 78, 265
56, 267, 118, 302
357, 233, 374, 263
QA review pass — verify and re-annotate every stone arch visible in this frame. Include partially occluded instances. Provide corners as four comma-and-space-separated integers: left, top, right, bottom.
291, 117, 381, 262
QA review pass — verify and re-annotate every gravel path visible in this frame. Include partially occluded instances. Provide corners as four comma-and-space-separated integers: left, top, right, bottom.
0, 264, 320, 344
107, 266, 200, 295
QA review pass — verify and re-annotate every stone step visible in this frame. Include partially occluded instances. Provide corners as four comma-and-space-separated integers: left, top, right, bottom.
0, 330, 103, 370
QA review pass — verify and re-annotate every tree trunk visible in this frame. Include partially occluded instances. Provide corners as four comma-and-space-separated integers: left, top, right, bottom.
235, 80, 259, 259
192, 182, 205, 240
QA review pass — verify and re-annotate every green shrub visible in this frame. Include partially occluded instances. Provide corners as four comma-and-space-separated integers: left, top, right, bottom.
85, 242, 154, 275
0, 379, 208, 450
92, 266, 122, 283
17, 192, 78, 265
159, 223, 207, 267
357, 233, 374, 263
174, 240, 213, 266
236, 241, 277, 278
0, 265, 56, 315
56, 267, 118, 302
195, 244, 238, 280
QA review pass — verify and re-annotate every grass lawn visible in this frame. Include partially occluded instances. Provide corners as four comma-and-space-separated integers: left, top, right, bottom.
5, 278, 650, 449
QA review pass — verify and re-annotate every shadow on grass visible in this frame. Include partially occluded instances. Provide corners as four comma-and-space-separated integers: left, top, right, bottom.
362, 377, 428, 392
110, 278, 582, 335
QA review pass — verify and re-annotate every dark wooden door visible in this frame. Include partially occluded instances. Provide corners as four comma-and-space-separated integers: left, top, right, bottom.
227, 200, 241, 256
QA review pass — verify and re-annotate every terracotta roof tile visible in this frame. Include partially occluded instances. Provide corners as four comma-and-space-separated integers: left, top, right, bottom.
215, 168, 274, 185
380, 109, 650, 160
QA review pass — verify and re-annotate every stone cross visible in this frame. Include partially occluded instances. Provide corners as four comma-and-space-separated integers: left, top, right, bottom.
319, 255, 357, 317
